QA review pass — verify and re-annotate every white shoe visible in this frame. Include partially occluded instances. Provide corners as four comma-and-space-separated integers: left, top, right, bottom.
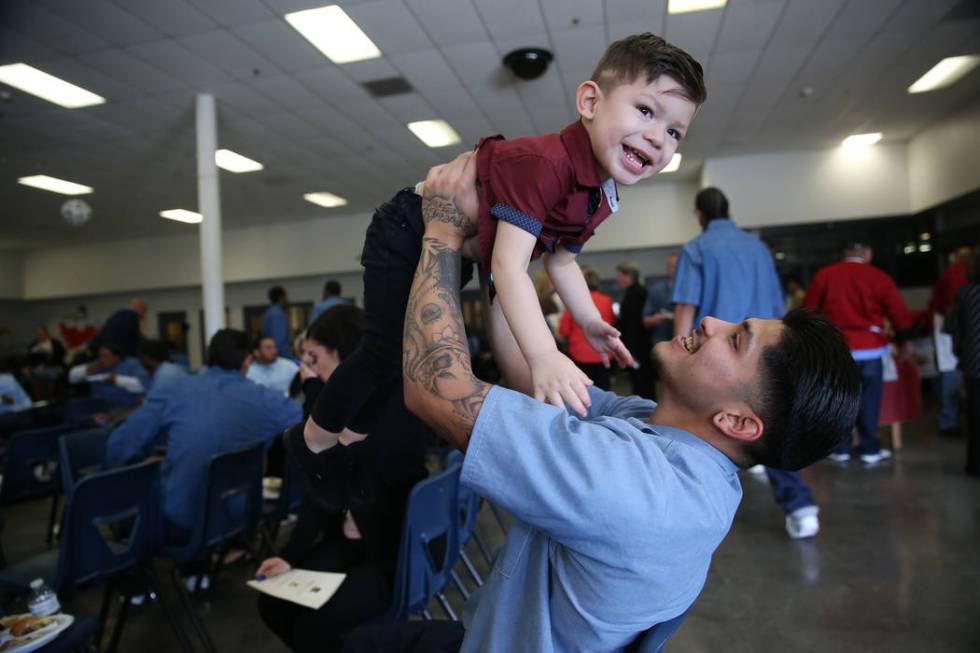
860, 449, 893, 464
747, 464, 766, 475
828, 453, 850, 463
785, 507, 820, 539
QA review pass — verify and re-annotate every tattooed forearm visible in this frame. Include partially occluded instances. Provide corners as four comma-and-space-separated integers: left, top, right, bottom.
403, 234, 489, 447
421, 196, 477, 239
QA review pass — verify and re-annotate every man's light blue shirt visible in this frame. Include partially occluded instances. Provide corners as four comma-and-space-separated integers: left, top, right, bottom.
150, 361, 189, 394
672, 218, 785, 323
247, 358, 299, 396
0, 373, 32, 414
643, 278, 674, 344
261, 304, 293, 360
106, 367, 302, 531
460, 386, 742, 652
308, 296, 347, 325
95, 356, 150, 408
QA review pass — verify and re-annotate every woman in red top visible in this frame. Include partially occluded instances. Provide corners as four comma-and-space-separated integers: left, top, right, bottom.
558, 268, 616, 390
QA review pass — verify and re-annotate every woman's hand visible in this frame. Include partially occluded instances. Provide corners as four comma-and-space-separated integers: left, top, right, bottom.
255, 557, 291, 579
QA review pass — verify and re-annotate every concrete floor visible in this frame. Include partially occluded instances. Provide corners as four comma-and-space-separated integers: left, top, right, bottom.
3, 396, 979, 652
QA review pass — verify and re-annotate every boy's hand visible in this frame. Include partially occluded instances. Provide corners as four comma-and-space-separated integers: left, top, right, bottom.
527, 350, 593, 417
583, 320, 635, 368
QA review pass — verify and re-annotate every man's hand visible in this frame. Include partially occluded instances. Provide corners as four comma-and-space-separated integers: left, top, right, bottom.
255, 557, 291, 579
527, 349, 593, 417
420, 151, 479, 239
582, 319, 635, 368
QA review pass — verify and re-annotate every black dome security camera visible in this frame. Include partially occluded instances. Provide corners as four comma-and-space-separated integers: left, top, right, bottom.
503, 48, 554, 80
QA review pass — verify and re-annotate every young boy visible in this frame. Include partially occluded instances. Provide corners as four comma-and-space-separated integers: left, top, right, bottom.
304, 33, 705, 446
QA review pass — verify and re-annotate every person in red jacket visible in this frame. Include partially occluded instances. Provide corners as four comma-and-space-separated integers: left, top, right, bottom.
803, 242, 924, 464
928, 246, 972, 435
558, 267, 616, 391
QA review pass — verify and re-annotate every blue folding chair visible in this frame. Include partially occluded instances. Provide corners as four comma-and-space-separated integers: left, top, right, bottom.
62, 397, 108, 426
0, 461, 185, 653
0, 410, 35, 440
382, 462, 462, 622
58, 428, 109, 504
0, 424, 76, 547
160, 441, 265, 653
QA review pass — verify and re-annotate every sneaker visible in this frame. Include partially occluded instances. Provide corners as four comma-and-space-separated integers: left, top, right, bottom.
785, 507, 820, 539
860, 449, 893, 464
828, 452, 850, 463
747, 464, 766, 475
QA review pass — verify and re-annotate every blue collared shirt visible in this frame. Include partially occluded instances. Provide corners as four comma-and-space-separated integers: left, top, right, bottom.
105, 367, 302, 531
150, 361, 189, 394
95, 356, 151, 408
261, 304, 293, 360
460, 386, 742, 652
307, 296, 348, 326
246, 358, 299, 396
643, 277, 675, 344
672, 218, 785, 323
0, 373, 32, 414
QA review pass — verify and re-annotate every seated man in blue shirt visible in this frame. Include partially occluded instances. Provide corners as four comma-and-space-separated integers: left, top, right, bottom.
106, 328, 302, 544
348, 156, 861, 652
68, 344, 150, 409
246, 335, 299, 397
0, 358, 32, 414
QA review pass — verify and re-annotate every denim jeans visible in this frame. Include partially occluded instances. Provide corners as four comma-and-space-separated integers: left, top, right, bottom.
764, 468, 815, 514
933, 369, 962, 431
836, 357, 884, 456
311, 189, 472, 433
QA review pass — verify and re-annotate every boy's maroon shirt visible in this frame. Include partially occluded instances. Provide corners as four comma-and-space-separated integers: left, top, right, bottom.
474, 120, 619, 277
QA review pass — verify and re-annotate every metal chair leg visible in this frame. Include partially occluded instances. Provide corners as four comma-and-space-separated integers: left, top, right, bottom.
460, 550, 483, 587
46, 493, 60, 548
143, 567, 193, 653
422, 607, 433, 621
94, 580, 114, 649
170, 567, 218, 653
450, 569, 470, 600
106, 590, 131, 653
436, 591, 458, 621
472, 531, 494, 567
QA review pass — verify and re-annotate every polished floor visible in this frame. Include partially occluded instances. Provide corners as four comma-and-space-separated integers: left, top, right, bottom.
3, 396, 979, 652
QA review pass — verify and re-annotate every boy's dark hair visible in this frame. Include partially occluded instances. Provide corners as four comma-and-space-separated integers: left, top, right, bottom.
695, 187, 729, 222
324, 280, 341, 297
744, 308, 860, 471
207, 328, 251, 370
268, 286, 286, 304
139, 339, 170, 364
591, 33, 706, 104
306, 304, 364, 362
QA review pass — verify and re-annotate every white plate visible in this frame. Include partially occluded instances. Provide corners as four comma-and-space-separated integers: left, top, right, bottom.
0, 614, 74, 652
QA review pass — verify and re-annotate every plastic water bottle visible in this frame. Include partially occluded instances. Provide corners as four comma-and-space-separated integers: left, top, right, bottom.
27, 578, 60, 616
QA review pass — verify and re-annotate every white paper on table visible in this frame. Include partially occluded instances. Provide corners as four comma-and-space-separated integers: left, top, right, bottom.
246, 569, 346, 610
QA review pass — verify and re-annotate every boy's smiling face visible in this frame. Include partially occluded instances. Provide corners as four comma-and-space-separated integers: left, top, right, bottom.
577, 75, 698, 185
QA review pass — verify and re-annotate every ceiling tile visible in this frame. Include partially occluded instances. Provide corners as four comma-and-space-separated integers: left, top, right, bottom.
376, 93, 435, 123
38, 0, 162, 47
551, 26, 607, 77
338, 57, 400, 83
706, 50, 760, 89
440, 41, 504, 91
769, 0, 845, 47
416, 88, 482, 120
108, 0, 216, 37
663, 9, 723, 64
128, 39, 232, 88
248, 73, 324, 110
822, 0, 903, 41
0, 27, 61, 63
403, 0, 489, 47
293, 66, 373, 105
177, 30, 282, 79
345, 1, 432, 55
473, 0, 546, 41
78, 48, 186, 93
390, 50, 460, 92
2, 2, 110, 56
184, 0, 276, 28
605, 0, 667, 25
232, 19, 331, 72
539, 0, 604, 31
335, 99, 403, 131
714, 1, 784, 54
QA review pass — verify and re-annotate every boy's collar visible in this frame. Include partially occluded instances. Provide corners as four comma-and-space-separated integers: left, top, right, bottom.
560, 120, 604, 188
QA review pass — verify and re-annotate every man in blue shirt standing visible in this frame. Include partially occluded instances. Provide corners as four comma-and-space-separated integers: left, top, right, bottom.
320, 155, 860, 652
262, 286, 295, 362
307, 280, 348, 326
106, 328, 302, 543
672, 187, 822, 540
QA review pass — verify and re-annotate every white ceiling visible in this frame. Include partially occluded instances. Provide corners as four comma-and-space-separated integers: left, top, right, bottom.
1, 0, 979, 250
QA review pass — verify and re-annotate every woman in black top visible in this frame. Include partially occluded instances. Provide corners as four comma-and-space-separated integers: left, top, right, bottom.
257, 305, 430, 653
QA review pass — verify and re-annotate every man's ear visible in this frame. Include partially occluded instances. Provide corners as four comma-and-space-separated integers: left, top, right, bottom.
711, 404, 764, 443
576, 81, 601, 120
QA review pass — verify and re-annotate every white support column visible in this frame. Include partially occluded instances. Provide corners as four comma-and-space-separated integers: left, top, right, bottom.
196, 93, 225, 342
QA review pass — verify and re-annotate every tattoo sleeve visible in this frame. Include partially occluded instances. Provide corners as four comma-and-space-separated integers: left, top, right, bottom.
403, 207, 489, 449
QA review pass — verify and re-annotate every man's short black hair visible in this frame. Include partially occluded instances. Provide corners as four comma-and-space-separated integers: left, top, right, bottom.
324, 280, 341, 297
139, 339, 170, 364
306, 304, 364, 362
695, 187, 729, 223
207, 329, 251, 370
251, 335, 274, 352
744, 308, 860, 470
268, 286, 286, 304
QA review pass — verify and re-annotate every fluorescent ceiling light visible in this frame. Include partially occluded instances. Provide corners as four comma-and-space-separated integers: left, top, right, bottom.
304, 192, 348, 208
841, 132, 882, 149
0, 63, 105, 108
285, 5, 381, 64
908, 55, 980, 94
407, 120, 461, 148
160, 209, 202, 224
660, 153, 682, 173
215, 149, 263, 173
668, 0, 727, 14
17, 175, 92, 195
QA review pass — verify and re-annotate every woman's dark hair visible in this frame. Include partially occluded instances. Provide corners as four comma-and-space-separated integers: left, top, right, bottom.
744, 308, 860, 470
206, 328, 251, 370
695, 187, 729, 223
306, 304, 365, 362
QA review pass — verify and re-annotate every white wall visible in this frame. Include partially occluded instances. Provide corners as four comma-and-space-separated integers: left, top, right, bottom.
701, 143, 911, 227
0, 251, 24, 299
909, 95, 980, 213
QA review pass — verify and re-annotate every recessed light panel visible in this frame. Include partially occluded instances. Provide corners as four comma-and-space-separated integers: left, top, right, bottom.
304, 192, 348, 208
668, 0, 727, 14
285, 5, 381, 64
18, 175, 93, 195
160, 209, 203, 224
0, 63, 105, 108
908, 55, 980, 94
215, 149, 264, 173
407, 120, 461, 148
841, 133, 882, 148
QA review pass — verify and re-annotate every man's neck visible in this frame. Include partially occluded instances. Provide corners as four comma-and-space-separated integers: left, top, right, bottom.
649, 402, 746, 466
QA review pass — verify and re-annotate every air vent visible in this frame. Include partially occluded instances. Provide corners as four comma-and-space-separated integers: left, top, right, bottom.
361, 77, 414, 98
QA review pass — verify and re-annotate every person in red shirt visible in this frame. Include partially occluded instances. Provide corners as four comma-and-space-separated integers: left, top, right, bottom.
928, 246, 972, 435
803, 242, 924, 463
558, 268, 616, 390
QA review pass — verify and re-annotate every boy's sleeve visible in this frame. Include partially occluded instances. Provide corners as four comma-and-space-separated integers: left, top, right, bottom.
488, 154, 568, 237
